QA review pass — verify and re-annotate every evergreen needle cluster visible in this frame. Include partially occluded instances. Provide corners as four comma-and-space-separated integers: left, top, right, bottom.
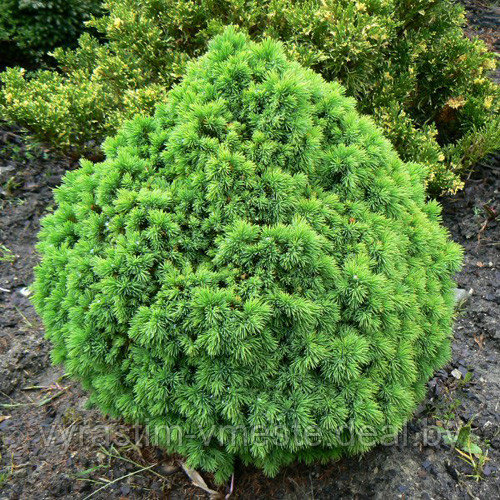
33, 28, 463, 482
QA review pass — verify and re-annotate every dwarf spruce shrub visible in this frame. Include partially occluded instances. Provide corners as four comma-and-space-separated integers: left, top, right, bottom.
33, 29, 463, 481
1, 0, 498, 193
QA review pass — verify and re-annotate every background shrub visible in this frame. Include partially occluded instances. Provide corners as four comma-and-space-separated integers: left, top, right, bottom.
33, 28, 462, 481
1, 0, 498, 193
0, 0, 102, 69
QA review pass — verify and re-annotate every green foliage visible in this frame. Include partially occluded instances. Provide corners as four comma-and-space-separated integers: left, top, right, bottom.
33, 29, 462, 481
0, 244, 15, 263
0, 0, 102, 68
1, 0, 498, 193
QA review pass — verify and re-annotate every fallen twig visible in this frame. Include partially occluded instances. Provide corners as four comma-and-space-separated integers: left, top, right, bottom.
226, 473, 234, 499
180, 461, 223, 499
0, 387, 67, 409
477, 204, 498, 246
99, 445, 174, 481
83, 463, 158, 500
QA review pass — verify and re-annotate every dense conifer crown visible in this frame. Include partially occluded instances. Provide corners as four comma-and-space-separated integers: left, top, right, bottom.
33, 28, 462, 481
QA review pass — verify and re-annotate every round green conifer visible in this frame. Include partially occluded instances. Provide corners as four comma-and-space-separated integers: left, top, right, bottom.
33, 27, 462, 482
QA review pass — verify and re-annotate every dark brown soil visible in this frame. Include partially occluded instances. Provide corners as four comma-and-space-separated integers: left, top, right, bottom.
462, 0, 500, 54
